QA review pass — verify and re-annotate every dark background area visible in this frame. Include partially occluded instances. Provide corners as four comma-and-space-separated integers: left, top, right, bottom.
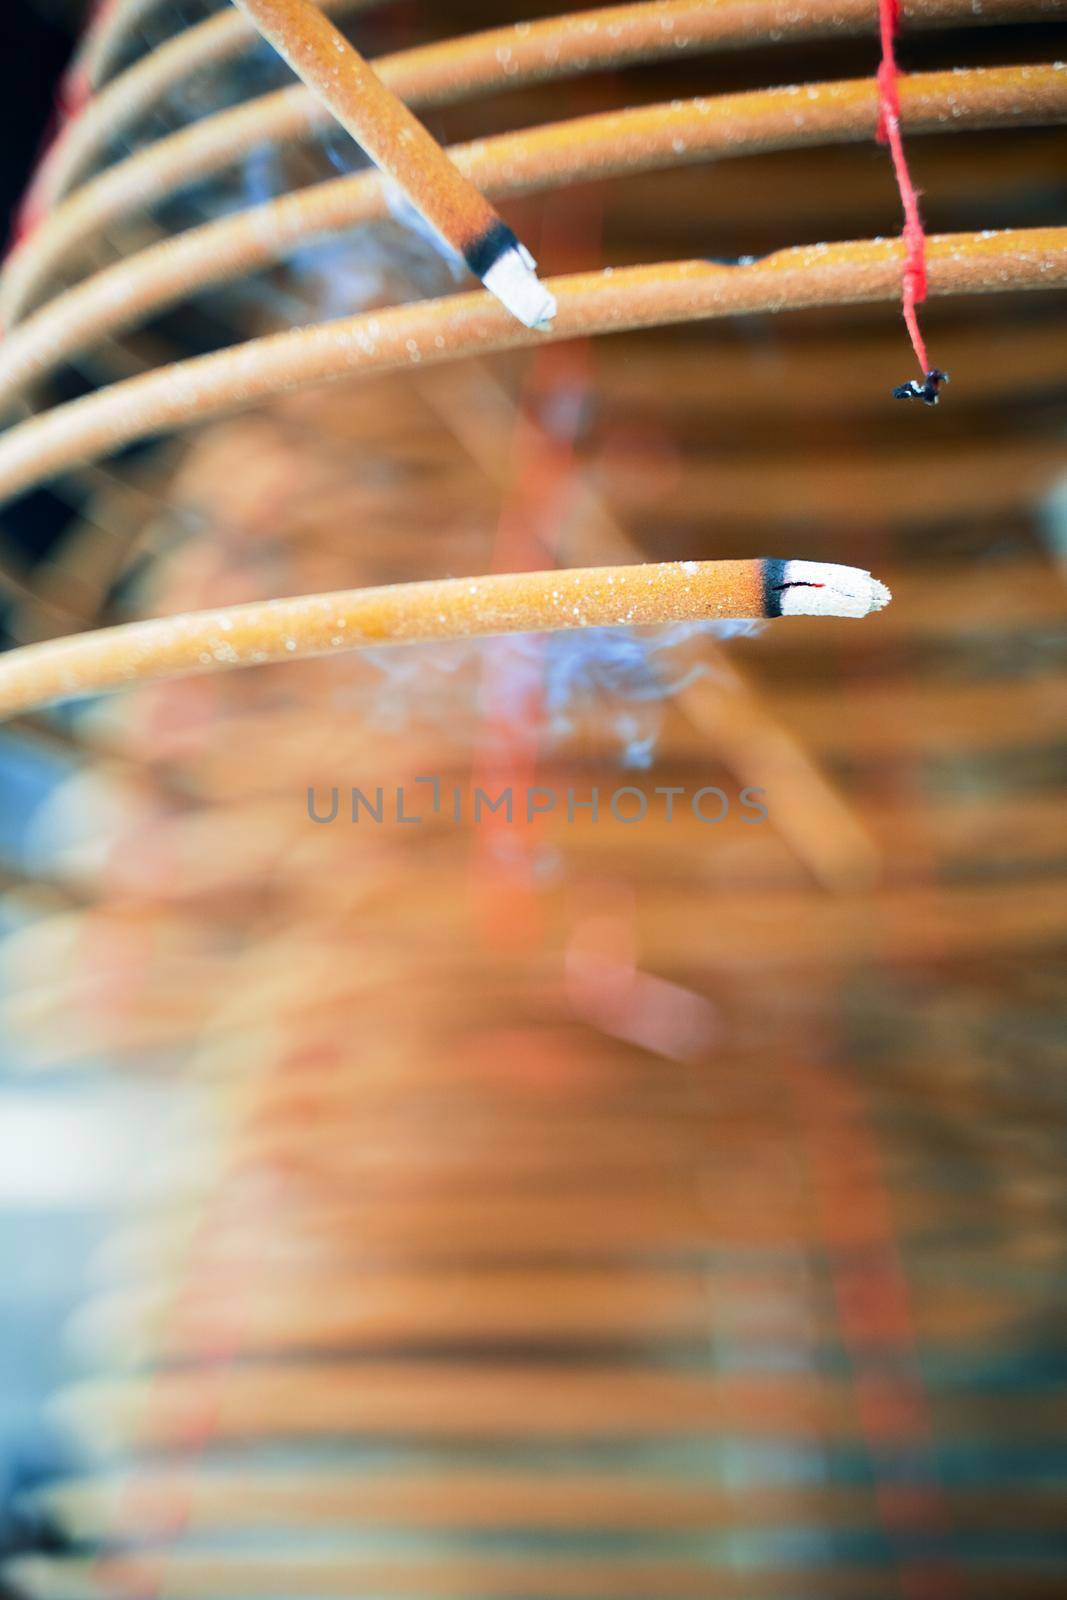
0, 2, 76, 645
1, 3, 74, 252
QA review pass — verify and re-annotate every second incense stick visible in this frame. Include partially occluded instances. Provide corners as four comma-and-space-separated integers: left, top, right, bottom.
231, 0, 557, 330
0, 561, 891, 721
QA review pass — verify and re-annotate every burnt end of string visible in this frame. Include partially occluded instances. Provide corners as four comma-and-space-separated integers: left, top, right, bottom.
892, 369, 949, 406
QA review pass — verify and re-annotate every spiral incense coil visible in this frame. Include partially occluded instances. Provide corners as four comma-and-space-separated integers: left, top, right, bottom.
1, 2, 1066, 1599
2, 64, 1066, 414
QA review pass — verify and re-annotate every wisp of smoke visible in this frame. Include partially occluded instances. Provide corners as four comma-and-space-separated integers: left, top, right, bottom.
332, 620, 763, 768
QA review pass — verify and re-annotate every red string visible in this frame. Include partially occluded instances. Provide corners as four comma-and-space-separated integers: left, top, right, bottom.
876, 0, 930, 376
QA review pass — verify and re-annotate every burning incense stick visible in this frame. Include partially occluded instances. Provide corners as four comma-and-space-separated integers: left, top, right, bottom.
0, 560, 890, 720
231, 0, 555, 330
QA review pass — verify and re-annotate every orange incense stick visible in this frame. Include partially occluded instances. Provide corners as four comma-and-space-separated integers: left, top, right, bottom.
231, 0, 556, 329
0, 560, 890, 720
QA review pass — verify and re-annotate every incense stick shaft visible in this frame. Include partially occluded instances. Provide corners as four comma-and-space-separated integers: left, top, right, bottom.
232, 0, 555, 328
0, 560, 889, 720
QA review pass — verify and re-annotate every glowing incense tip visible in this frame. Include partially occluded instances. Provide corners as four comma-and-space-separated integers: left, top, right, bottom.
770, 560, 893, 618
481, 244, 558, 330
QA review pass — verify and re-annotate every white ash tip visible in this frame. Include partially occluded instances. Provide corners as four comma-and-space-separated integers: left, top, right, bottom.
868, 576, 892, 612
481, 245, 557, 330
776, 560, 892, 618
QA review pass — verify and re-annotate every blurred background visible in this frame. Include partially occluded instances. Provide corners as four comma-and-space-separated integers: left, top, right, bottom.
0, 2, 1065, 1597
1, 7, 210, 1592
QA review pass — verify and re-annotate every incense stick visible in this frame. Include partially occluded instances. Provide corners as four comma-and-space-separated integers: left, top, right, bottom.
0, 560, 890, 720
231, 0, 554, 330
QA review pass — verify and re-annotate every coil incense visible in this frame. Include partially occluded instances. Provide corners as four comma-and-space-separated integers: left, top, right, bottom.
1, 233, 1065, 508
2, 65, 1065, 412
0, 0, 1049, 329
0, 561, 890, 721
0, 0, 1065, 1592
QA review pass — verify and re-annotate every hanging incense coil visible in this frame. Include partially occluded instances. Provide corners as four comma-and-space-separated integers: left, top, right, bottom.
1, 2, 1066, 1599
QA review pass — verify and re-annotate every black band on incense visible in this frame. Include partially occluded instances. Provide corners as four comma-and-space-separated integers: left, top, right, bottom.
761, 558, 789, 619
463, 221, 522, 280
